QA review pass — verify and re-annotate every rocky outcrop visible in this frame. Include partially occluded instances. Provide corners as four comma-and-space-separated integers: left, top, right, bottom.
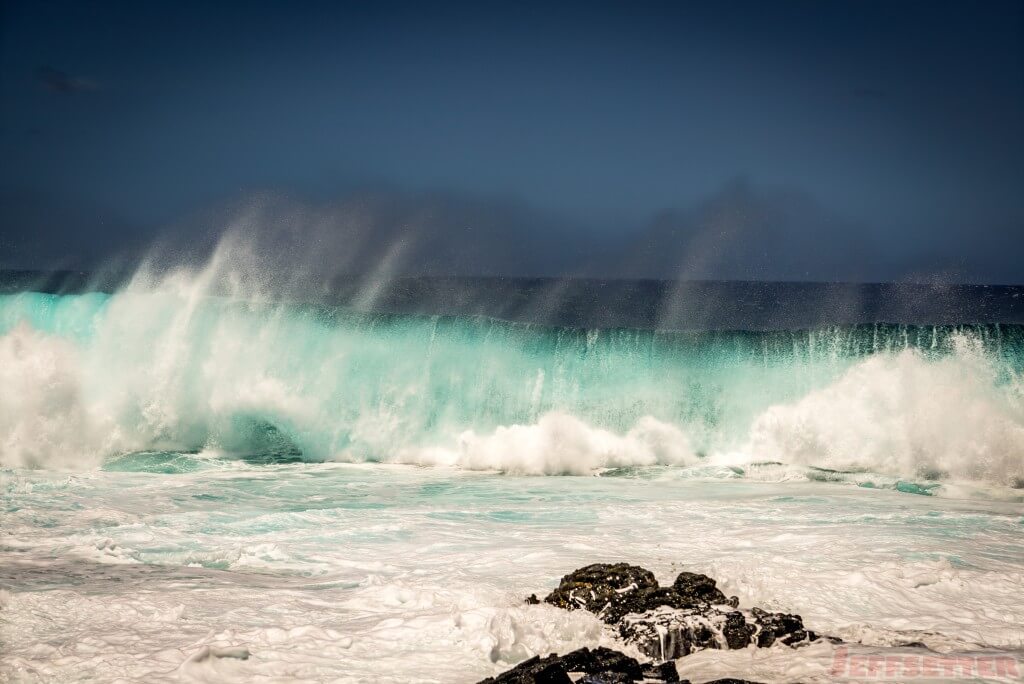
538, 563, 827, 660
477, 563, 833, 684
542, 563, 662, 622
476, 645, 763, 684
618, 604, 819, 660
476, 646, 650, 683
542, 563, 735, 624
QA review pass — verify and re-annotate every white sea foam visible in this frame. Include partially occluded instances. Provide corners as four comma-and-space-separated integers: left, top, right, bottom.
2, 468, 1022, 682
737, 336, 1024, 486
401, 412, 698, 475
0, 323, 112, 469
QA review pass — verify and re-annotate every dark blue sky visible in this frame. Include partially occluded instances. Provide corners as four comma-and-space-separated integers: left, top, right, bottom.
2, 0, 1023, 281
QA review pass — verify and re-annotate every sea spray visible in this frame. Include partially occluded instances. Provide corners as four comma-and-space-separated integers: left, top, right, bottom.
1, 284, 1023, 485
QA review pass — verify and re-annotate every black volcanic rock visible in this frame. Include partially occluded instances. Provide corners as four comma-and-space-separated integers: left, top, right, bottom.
750, 607, 808, 647
477, 654, 572, 684
489, 563, 832, 684
476, 647, 665, 684
578, 674, 633, 684
672, 572, 729, 605
543, 563, 660, 622
543, 564, 734, 624
585, 647, 644, 680
642, 661, 681, 682
536, 563, 832, 662
722, 611, 757, 649
619, 606, 718, 659
618, 603, 820, 660
474, 645, 766, 684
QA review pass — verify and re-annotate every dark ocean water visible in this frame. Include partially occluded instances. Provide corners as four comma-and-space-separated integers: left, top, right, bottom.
2, 269, 1022, 330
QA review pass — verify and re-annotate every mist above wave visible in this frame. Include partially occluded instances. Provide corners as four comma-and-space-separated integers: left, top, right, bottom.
2, 257, 1023, 488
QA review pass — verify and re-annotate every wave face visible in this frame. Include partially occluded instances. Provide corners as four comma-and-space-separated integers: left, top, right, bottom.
2, 278, 1024, 484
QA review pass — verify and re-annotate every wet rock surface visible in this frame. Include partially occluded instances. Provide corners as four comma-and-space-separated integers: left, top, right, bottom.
542, 563, 735, 623
618, 604, 818, 660
478, 563, 833, 683
476, 647, 649, 684
542, 563, 662, 622
541, 562, 826, 660
476, 645, 763, 683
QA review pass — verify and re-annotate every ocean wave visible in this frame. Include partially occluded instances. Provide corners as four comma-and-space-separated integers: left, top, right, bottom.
1, 267, 1023, 487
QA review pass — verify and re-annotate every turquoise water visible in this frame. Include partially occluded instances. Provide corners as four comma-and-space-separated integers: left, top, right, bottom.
3, 290, 1023, 484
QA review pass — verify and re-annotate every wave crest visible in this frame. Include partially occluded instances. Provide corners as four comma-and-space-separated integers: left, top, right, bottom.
1, 284, 1022, 486
742, 336, 1024, 484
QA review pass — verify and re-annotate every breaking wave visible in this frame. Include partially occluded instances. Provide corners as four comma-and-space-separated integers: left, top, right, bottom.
2, 254, 1023, 487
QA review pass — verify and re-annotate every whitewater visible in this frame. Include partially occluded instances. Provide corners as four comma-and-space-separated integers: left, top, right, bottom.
2, 252, 1023, 682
